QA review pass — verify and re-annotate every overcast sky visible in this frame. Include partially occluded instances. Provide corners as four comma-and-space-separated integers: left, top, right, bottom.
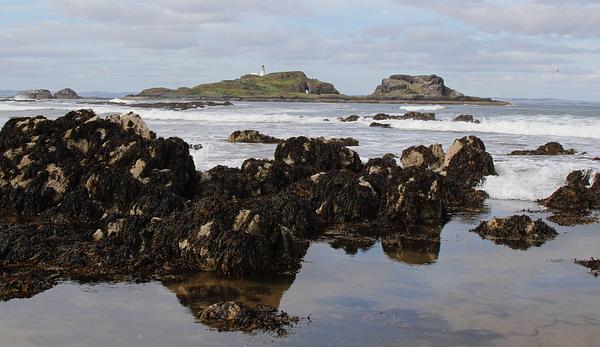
2, 0, 600, 100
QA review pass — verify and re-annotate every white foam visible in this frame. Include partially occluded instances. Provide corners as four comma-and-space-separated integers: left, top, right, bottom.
109, 98, 135, 104
399, 105, 446, 112
480, 158, 600, 201
384, 117, 600, 139
0, 102, 57, 111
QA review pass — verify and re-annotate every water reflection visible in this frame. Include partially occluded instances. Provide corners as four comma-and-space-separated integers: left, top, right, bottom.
382, 238, 440, 265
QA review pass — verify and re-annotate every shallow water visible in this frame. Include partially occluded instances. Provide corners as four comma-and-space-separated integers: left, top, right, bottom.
0, 99, 599, 346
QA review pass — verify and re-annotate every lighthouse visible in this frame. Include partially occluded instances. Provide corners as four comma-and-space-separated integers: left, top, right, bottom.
260, 65, 266, 77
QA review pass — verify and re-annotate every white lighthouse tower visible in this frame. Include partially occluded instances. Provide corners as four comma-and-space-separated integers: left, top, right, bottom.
259, 65, 266, 77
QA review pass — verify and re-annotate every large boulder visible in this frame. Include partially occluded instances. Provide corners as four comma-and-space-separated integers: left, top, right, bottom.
14, 89, 53, 100
400, 144, 444, 170
53, 88, 79, 99
372, 74, 464, 99
441, 136, 496, 187
471, 215, 558, 249
540, 170, 599, 222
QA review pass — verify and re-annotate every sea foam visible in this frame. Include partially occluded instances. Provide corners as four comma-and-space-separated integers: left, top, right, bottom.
399, 105, 446, 112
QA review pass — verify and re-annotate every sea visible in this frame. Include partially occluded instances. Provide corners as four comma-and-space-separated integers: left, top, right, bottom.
0, 98, 599, 346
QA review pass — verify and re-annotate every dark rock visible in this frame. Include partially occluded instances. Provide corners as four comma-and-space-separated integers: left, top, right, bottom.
370, 122, 392, 128
199, 301, 298, 335
372, 113, 397, 120
53, 88, 79, 99
575, 258, 600, 276
400, 144, 444, 170
315, 137, 359, 147
593, 157, 600, 161
190, 144, 203, 150
274, 136, 363, 173
471, 215, 558, 249
14, 89, 53, 100
338, 115, 360, 122
127, 101, 232, 110
453, 114, 480, 124
400, 112, 436, 121
510, 142, 576, 156
547, 213, 598, 226
228, 130, 283, 144
540, 170, 599, 224
441, 135, 496, 187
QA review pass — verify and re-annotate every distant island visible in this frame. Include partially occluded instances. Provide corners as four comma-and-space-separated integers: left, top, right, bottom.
135, 70, 506, 105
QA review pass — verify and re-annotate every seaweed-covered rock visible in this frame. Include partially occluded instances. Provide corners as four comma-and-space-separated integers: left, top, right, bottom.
541, 170, 599, 212
441, 135, 496, 187
575, 258, 600, 276
338, 115, 360, 122
453, 114, 480, 123
199, 301, 298, 335
372, 113, 397, 120
274, 136, 362, 173
471, 215, 558, 249
228, 130, 283, 144
510, 142, 576, 156
401, 112, 436, 121
316, 137, 359, 147
400, 144, 444, 170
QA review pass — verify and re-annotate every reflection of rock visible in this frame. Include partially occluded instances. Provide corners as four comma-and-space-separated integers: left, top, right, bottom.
164, 272, 296, 334
381, 225, 441, 265
509, 142, 576, 156
471, 215, 558, 249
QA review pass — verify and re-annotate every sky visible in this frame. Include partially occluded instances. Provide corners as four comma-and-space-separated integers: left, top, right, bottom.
1, 0, 600, 100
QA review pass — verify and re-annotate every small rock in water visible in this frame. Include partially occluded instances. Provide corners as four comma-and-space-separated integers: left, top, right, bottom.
400, 112, 436, 121
453, 114, 480, 123
509, 142, 576, 155
575, 258, 600, 276
189, 144, 203, 150
370, 122, 392, 128
471, 215, 558, 249
338, 115, 360, 122
228, 130, 283, 144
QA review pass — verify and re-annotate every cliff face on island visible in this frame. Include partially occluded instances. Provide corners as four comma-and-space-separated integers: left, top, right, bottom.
371, 74, 464, 99
138, 71, 339, 98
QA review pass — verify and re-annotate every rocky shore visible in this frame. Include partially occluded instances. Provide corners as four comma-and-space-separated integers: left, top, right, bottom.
0, 110, 597, 333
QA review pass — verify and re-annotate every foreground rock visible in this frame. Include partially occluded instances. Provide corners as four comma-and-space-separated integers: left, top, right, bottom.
453, 114, 480, 124
401, 144, 444, 170
0, 110, 498, 303
471, 215, 558, 249
54, 88, 79, 99
14, 89, 53, 100
575, 258, 600, 276
510, 142, 576, 156
228, 130, 283, 144
540, 170, 599, 225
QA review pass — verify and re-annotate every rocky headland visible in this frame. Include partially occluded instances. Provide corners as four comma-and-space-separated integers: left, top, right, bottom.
14, 88, 79, 100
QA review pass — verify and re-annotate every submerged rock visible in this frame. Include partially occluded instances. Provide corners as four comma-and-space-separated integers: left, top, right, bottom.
338, 115, 360, 122
199, 301, 298, 335
228, 130, 283, 144
471, 215, 558, 249
53, 88, 79, 99
453, 114, 480, 124
370, 122, 392, 128
509, 142, 576, 156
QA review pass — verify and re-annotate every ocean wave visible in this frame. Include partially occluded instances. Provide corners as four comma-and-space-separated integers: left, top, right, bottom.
381, 117, 600, 139
480, 158, 600, 201
109, 98, 135, 104
399, 105, 446, 112
0, 102, 58, 111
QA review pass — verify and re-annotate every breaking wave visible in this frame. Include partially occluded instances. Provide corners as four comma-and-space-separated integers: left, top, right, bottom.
399, 105, 446, 112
